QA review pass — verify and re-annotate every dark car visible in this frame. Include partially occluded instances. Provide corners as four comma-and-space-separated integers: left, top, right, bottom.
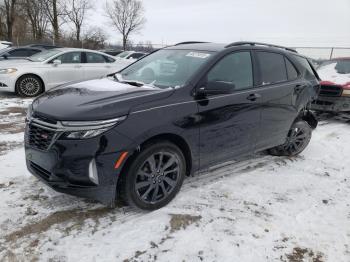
99, 49, 124, 56
311, 58, 350, 112
25, 44, 62, 50
0, 46, 44, 60
25, 41, 319, 210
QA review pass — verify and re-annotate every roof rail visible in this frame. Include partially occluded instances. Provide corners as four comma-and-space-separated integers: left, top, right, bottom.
174, 41, 209, 46
225, 41, 297, 53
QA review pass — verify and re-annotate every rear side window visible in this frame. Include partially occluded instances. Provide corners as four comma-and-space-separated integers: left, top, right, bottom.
8, 49, 29, 57
104, 56, 115, 63
294, 55, 316, 79
257, 52, 287, 85
285, 58, 298, 80
207, 51, 253, 90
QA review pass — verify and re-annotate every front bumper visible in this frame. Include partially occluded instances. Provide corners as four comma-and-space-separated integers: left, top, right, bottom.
0, 73, 17, 92
25, 124, 135, 206
311, 96, 350, 112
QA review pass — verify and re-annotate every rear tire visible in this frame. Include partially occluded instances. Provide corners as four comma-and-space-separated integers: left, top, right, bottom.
16, 75, 44, 97
122, 141, 186, 210
268, 121, 312, 157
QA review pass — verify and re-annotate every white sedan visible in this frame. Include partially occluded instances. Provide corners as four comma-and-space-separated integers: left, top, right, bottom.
0, 48, 130, 97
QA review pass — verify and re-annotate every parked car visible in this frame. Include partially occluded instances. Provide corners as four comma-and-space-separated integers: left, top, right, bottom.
0, 41, 12, 50
25, 41, 319, 210
26, 44, 62, 50
0, 46, 45, 61
311, 58, 350, 112
116, 51, 148, 60
99, 49, 124, 56
0, 48, 128, 97
114, 51, 149, 71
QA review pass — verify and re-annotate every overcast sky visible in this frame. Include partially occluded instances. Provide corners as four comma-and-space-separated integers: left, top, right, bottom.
90, 0, 350, 47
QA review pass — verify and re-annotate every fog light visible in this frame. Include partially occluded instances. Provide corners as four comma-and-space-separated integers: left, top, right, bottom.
89, 159, 99, 185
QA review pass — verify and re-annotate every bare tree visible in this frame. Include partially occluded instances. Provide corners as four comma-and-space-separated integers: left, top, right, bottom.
44, 0, 66, 43
105, 0, 146, 50
22, 0, 49, 40
0, 0, 18, 41
82, 26, 106, 49
66, 0, 92, 42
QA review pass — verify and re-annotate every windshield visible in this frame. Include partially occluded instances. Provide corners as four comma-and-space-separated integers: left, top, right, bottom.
116, 51, 132, 58
29, 49, 62, 62
119, 49, 214, 88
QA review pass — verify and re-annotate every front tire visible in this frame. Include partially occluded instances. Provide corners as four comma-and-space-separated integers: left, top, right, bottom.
122, 141, 186, 210
268, 121, 312, 156
16, 75, 44, 97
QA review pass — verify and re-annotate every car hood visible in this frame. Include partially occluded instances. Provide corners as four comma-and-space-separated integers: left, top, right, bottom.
0, 59, 34, 67
317, 62, 350, 86
32, 78, 174, 121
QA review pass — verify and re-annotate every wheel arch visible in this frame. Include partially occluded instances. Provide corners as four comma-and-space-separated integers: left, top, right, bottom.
115, 132, 194, 203
125, 133, 193, 177
295, 109, 318, 129
15, 73, 46, 93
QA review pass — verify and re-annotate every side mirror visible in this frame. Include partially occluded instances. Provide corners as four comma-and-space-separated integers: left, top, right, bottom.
198, 80, 235, 96
2, 53, 8, 59
53, 59, 62, 66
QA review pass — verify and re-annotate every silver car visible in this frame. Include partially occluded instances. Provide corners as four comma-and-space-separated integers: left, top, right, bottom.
0, 48, 130, 97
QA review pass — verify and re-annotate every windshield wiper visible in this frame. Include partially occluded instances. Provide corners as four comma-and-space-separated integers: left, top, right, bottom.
120, 80, 145, 87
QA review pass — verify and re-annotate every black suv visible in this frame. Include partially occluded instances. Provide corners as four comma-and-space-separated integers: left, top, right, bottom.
25, 41, 319, 210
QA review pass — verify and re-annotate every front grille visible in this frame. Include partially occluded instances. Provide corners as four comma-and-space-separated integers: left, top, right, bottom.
319, 85, 342, 97
27, 124, 56, 151
30, 161, 51, 181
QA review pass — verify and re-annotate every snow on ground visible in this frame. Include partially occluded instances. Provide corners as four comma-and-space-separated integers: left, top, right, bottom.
0, 93, 350, 262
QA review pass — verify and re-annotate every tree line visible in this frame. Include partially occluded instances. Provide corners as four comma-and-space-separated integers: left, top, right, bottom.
0, 0, 148, 50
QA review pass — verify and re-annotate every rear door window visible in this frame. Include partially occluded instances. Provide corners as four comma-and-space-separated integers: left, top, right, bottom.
86, 52, 107, 63
257, 52, 287, 85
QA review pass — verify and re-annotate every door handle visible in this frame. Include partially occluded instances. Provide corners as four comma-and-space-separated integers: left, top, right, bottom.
74, 65, 82, 68
246, 93, 262, 101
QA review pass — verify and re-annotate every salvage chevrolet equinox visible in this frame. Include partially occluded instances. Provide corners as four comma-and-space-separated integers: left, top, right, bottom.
25, 41, 320, 210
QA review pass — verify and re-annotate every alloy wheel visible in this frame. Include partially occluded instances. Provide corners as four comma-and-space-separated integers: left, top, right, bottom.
283, 126, 309, 153
19, 77, 41, 96
135, 151, 180, 204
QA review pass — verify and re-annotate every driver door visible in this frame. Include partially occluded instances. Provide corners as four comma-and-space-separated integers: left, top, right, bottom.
46, 51, 85, 89
196, 51, 263, 168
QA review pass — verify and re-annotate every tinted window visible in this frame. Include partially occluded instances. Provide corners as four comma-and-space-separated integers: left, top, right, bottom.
285, 58, 298, 80
27, 49, 41, 57
8, 49, 29, 57
257, 52, 287, 85
54, 52, 81, 64
294, 55, 316, 79
86, 52, 106, 63
128, 53, 145, 59
104, 56, 115, 63
207, 51, 253, 90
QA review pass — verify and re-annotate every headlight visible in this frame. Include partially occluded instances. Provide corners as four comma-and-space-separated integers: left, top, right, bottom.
0, 68, 17, 74
342, 89, 350, 97
62, 116, 127, 139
